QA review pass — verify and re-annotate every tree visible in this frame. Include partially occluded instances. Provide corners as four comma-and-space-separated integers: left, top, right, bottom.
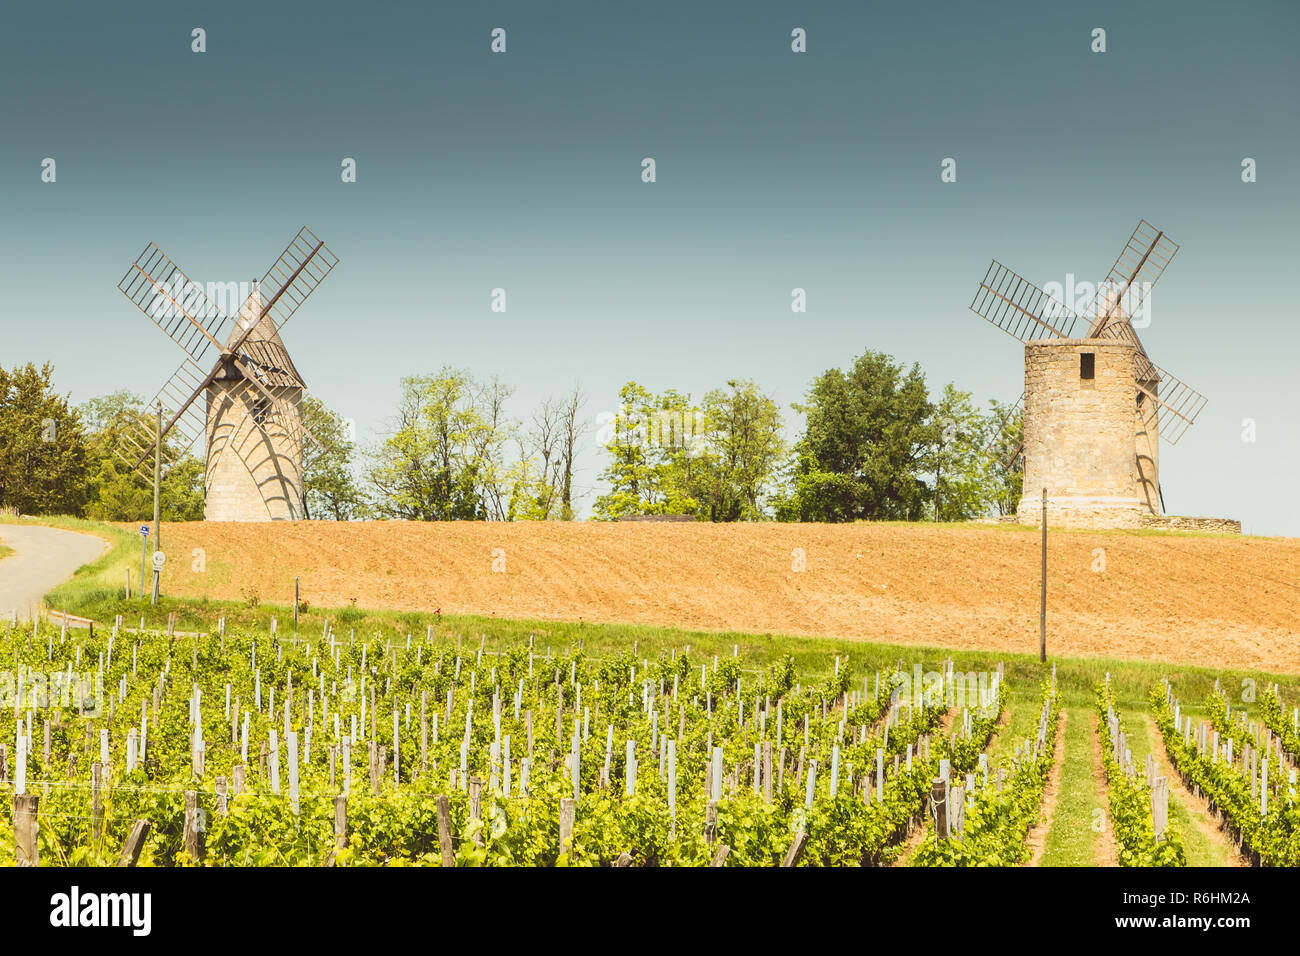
694, 380, 786, 521
923, 384, 993, 521
300, 395, 366, 520
79, 390, 204, 522
466, 376, 516, 521
505, 385, 590, 521
594, 380, 787, 521
776, 351, 934, 522
985, 398, 1024, 517
593, 382, 700, 519
367, 369, 513, 521
0, 363, 91, 515
557, 385, 587, 520
506, 397, 563, 521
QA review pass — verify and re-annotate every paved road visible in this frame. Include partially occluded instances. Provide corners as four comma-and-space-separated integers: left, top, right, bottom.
0, 524, 108, 620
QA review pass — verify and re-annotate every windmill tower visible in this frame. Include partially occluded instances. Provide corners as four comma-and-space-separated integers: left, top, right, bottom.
115, 228, 341, 521
969, 221, 1207, 529
204, 283, 307, 519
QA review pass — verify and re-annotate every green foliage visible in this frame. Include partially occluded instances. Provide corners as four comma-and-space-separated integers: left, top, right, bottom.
776, 353, 1025, 523
366, 369, 511, 520
914, 680, 1057, 866
693, 380, 787, 521
0, 363, 92, 515
776, 351, 934, 521
922, 385, 993, 521
300, 394, 366, 520
1260, 687, 1300, 764
593, 382, 702, 519
78, 390, 203, 522
985, 397, 1024, 517
1150, 683, 1300, 865
0, 620, 980, 867
594, 379, 786, 521
1096, 682, 1186, 867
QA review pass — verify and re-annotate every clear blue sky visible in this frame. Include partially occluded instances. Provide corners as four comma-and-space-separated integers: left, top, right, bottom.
2, 1, 1297, 534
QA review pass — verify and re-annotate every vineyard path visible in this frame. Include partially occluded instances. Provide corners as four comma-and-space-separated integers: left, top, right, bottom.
1024, 708, 1067, 866
890, 705, 960, 866
1146, 714, 1248, 867
1090, 710, 1120, 866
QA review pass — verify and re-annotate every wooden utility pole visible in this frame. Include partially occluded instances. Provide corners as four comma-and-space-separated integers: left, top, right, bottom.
1040, 487, 1047, 663
153, 401, 162, 554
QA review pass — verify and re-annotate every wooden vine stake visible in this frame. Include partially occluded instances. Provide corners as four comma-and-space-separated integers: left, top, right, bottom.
333, 794, 348, 854
183, 790, 202, 863
435, 795, 454, 867
91, 762, 103, 841
116, 820, 150, 867
1151, 775, 1169, 843
931, 777, 950, 838
781, 831, 808, 867
469, 776, 483, 846
559, 797, 576, 859
14, 793, 39, 866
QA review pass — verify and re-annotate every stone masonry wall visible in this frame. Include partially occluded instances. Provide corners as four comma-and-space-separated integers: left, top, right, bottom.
205, 383, 303, 521
1139, 514, 1242, 534
1018, 340, 1144, 529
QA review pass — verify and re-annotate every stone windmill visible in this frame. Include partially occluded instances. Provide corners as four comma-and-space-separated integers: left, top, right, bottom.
114, 228, 341, 521
969, 221, 1207, 529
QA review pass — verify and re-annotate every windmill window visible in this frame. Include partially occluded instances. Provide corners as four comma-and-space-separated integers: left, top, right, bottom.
1080, 353, 1095, 380
251, 395, 272, 425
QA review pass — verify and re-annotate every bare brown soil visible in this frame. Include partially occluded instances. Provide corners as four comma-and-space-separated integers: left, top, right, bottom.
133, 520, 1300, 672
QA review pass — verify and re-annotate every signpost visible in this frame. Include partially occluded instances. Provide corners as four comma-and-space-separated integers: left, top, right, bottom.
139, 526, 150, 601
151, 550, 166, 605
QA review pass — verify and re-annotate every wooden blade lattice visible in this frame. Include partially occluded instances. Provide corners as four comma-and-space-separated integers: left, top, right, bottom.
1136, 362, 1208, 445
1084, 220, 1178, 334
117, 244, 233, 364
983, 393, 1025, 470
252, 228, 340, 334
111, 358, 212, 480
970, 261, 1082, 342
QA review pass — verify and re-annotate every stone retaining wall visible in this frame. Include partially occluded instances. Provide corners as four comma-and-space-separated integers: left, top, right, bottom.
1138, 515, 1242, 534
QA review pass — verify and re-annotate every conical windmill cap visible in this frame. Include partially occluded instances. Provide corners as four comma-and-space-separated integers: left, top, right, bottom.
217, 280, 306, 388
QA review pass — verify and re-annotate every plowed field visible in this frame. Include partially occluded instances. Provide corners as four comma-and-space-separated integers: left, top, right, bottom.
124, 521, 1300, 673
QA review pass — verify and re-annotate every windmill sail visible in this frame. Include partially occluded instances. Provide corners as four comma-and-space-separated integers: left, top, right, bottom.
970, 261, 1082, 342
1084, 220, 1179, 335
1135, 363, 1208, 445
117, 243, 234, 364
255, 227, 340, 333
